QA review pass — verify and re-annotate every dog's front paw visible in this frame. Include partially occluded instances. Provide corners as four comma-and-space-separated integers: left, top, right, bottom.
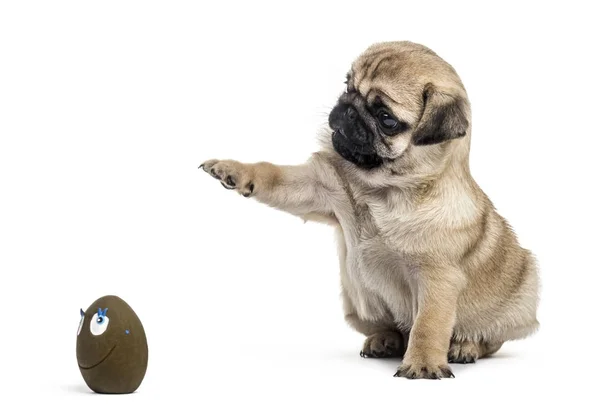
394, 360, 454, 380
199, 159, 256, 197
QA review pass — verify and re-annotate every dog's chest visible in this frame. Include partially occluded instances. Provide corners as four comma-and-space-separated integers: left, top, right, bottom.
336, 192, 417, 323
350, 191, 414, 245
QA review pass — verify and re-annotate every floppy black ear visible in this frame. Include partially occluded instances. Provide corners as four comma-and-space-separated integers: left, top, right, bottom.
412, 84, 469, 146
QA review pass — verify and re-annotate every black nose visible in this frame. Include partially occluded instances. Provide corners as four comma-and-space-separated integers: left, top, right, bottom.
345, 106, 357, 121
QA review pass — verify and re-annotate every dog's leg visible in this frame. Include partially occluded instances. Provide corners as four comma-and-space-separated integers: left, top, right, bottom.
199, 154, 340, 218
343, 312, 406, 358
394, 266, 464, 379
343, 291, 408, 359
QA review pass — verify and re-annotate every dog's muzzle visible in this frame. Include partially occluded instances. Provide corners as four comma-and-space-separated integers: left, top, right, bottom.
329, 103, 383, 169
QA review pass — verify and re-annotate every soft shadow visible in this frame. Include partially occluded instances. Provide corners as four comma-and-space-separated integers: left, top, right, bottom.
322, 348, 366, 361
60, 384, 138, 395
61, 384, 94, 395
330, 346, 517, 361
323, 348, 518, 378
480, 351, 517, 360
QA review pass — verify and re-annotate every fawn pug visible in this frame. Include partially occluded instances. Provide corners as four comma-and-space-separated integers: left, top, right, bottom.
200, 41, 539, 379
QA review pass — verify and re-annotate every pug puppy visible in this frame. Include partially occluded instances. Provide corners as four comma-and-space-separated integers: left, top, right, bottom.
200, 41, 539, 379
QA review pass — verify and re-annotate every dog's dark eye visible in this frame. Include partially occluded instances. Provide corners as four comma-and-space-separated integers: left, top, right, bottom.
378, 111, 398, 129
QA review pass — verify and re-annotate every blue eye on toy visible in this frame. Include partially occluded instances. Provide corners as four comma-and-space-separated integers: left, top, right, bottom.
90, 307, 110, 336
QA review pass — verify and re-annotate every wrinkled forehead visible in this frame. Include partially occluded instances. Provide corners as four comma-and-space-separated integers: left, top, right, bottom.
350, 52, 425, 106
349, 43, 459, 107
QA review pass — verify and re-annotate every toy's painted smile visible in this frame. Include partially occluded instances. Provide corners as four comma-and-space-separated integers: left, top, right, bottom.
78, 345, 116, 370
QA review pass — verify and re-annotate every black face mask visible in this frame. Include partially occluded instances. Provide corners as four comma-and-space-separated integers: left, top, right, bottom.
328, 101, 383, 169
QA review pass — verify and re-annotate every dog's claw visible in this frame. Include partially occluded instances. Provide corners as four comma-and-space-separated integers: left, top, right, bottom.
394, 364, 455, 379
210, 169, 221, 180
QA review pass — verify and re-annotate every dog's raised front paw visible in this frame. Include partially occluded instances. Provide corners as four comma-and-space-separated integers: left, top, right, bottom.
200, 159, 256, 197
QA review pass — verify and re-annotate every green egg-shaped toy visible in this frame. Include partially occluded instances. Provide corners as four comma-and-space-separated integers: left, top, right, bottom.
76, 295, 148, 394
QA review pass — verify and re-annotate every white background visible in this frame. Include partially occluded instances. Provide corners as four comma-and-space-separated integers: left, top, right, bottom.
1, 1, 598, 415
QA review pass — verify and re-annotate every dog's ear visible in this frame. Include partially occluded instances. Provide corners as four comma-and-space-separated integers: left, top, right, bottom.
412, 83, 469, 146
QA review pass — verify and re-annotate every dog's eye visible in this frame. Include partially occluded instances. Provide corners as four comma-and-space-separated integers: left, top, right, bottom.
378, 111, 399, 130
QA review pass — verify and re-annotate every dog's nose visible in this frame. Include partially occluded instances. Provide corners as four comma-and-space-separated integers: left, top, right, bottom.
345, 106, 357, 121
